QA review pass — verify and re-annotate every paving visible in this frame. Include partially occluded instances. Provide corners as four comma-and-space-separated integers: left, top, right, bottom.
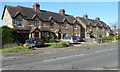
2, 44, 118, 70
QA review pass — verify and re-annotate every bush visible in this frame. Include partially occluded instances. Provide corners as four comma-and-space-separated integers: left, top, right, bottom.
102, 36, 114, 40
61, 41, 69, 47
49, 39, 59, 43
1, 26, 18, 44
116, 36, 120, 40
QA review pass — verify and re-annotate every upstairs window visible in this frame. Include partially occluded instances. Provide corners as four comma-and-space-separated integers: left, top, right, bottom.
34, 20, 39, 26
96, 27, 99, 31
74, 24, 77, 29
16, 19, 22, 26
50, 22, 54, 28
64, 24, 67, 29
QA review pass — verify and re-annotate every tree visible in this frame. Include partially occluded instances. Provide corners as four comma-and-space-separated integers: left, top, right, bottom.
112, 24, 117, 36
1, 26, 18, 44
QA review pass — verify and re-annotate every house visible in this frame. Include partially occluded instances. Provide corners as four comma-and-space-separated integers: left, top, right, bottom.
1, 3, 111, 43
76, 14, 111, 38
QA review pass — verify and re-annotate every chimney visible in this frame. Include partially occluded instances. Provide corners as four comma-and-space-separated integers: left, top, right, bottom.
59, 9, 65, 15
95, 17, 100, 21
83, 14, 88, 19
33, 3, 40, 11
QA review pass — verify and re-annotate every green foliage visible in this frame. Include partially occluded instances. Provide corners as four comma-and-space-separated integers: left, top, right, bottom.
60, 41, 69, 47
102, 36, 120, 40
1, 26, 18, 44
102, 36, 114, 40
0, 46, 32, 53
116, 36, 120, 40
49, 39, 59, 43
45, 42, 69, 48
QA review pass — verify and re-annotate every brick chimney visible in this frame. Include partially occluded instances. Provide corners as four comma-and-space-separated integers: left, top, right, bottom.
33, 3, 40, 11
59, 9, 65, 15
83, 14, 88, 19
95, 17, 100, 21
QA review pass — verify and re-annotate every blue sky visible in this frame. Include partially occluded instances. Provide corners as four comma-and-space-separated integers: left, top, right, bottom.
0, 2, 118, 28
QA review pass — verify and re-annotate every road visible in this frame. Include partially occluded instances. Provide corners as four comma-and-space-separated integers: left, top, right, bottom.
2, 44, 118, 70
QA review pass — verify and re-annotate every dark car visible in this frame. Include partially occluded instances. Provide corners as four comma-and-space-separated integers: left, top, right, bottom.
25, 38, 44, 49
72, 36, 83, 42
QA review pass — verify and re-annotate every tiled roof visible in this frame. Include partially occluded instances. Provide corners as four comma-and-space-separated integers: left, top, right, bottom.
14, 25, 51, 32
30, 26, 51, 33
77, 17, 110, 28
2, 5, 76, 24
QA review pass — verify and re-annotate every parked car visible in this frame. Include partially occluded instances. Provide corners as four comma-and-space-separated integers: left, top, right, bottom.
72, 36, 83, 42
25, 38, 44, 49
60, 36, 81, 44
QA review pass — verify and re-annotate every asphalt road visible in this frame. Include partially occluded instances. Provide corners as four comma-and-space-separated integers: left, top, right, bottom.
2, 44, 118, 70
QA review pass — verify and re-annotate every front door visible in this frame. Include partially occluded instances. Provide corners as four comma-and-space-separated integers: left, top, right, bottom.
58, 33, 61, 39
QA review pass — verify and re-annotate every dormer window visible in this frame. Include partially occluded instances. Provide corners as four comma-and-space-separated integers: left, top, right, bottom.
96, 27, 99, 31
64, 24, 67, 29
74, 24, 77, 29
16, 19, 22, 26
34, 20, 39, 26
50, 22, 54, 28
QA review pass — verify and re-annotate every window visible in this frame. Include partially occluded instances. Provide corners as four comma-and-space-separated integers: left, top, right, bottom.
64, 24, 67, 29
42, 32, 47, 37
16, 19, 22, 26
34, 20, 39, 26
50, 22, 54, 28
74, 24, 77, 29
96, 27, 99, 31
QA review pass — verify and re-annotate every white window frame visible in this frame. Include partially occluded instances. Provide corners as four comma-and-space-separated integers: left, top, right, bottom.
34, 20, 39, 26
50, 22, 54, 28
16, 19, 22, 26
96, 27, 99, 31
64, 24, 68, 29
74, 24, 77, 29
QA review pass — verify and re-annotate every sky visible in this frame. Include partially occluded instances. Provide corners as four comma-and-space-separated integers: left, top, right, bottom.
0, 2, 118, 28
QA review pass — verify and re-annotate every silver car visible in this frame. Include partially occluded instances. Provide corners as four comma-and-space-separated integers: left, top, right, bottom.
60, 37, 80, 43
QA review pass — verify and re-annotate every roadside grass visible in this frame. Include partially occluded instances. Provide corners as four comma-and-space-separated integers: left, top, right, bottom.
0, 46, 32, 53
45, 43, 64, 48
65, 41, 119, 50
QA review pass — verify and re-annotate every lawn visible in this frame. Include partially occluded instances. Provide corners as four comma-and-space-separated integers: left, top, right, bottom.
0, 46, 32, 53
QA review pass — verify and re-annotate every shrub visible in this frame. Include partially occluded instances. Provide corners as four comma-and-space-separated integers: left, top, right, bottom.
1, 26, 18, 44
61, 41, 69, 47
116, 36, 120, 40
102, 36, 114, 40
49, 39, 59, 43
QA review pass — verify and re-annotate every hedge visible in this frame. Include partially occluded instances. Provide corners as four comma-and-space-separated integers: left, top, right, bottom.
102, 36, 120, 40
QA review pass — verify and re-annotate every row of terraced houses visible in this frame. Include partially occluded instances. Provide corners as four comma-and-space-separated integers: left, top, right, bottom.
1, 3, 113, 43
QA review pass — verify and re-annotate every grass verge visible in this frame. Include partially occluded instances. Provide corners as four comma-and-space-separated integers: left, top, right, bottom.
0, 46, 32, 53
45, 43, 66, 48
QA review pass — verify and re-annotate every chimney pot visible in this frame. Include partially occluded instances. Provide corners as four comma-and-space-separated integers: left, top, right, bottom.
33, 3, 40, 11
95, 17, 100, 21
83, 14, 88, 19
59, 9, 65, 15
